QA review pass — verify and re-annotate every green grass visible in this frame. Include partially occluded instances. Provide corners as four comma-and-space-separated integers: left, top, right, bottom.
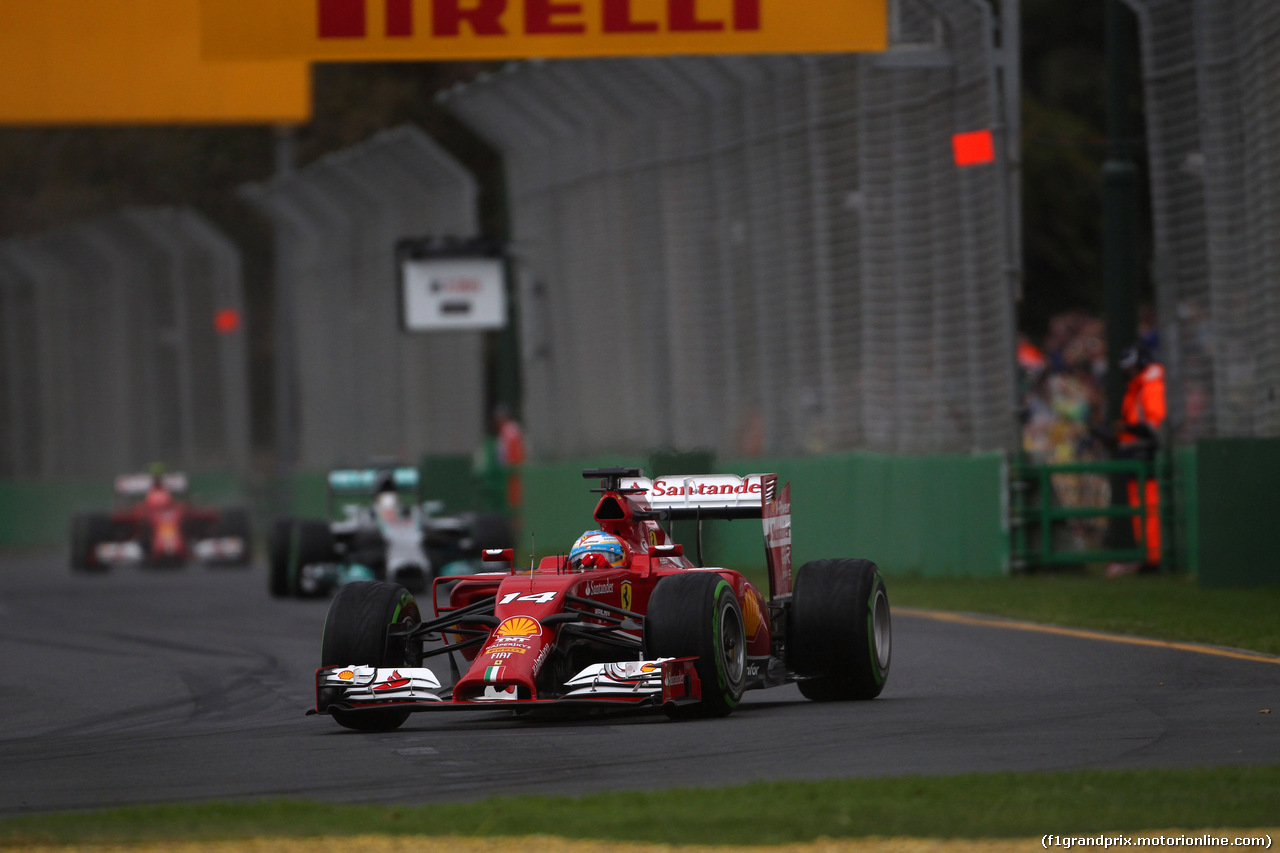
885, 574, 1280, 656
738, 565, 1280, 655
1, 766, 1277, 846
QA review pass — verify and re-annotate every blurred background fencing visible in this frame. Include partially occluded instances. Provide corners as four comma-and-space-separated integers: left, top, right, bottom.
1124, 0, 1280, 443
240, 125, 485, 471
0, 207, 249, 480
4, 0, 1279, 577
441, 0, 1020, 461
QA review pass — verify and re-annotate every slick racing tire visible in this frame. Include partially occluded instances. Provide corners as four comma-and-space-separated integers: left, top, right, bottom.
644, 572, 746, 719
321, 581, 422, 732
70, 513, 112, 571
268, 520, 295, 597
268, 520, 333, 598
788, 558, 891, 701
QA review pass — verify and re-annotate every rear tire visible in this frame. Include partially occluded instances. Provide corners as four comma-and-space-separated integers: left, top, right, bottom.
321, 581, 421, 732
788, 558, 891, 700
70, 513, 112, 571
644, 572, 746, 718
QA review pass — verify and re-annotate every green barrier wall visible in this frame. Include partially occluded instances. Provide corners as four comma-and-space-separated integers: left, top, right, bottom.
10, 445, 1276, 588
419, 454, 483, 513
0, 472, 246, 549
1190, 438, 1280, 588
1172, 446, 1199, 577
521, 451, 1009, 578
520, 454, 648, 560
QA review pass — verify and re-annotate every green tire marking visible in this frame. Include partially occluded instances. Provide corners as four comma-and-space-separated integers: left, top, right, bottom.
710, 579, 740, 708
867, 573, 887, 686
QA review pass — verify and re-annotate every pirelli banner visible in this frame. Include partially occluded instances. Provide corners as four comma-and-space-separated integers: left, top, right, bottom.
201, 0, 887, 61
0, 0, 310, 124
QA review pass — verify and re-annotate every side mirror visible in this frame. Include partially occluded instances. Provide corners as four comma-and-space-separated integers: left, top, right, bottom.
483, 548, 515, 563
652, 543, 683, 557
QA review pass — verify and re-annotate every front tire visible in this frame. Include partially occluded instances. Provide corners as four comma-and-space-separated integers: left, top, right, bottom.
644, 572, 746, 718
788, 558, 891, 700
268, 520, 295, 597
321, 581, 421, 732
70, 513, 112, 571
268, 520, 333, 597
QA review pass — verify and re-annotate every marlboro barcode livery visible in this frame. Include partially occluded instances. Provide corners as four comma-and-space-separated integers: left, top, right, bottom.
310, 467, 891, 730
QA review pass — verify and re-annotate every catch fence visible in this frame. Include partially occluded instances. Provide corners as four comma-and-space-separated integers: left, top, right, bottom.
0, 207, 249, 480
240, 125, 485, 471
1123, 0, 1280, 442
441, 0, 1021, 461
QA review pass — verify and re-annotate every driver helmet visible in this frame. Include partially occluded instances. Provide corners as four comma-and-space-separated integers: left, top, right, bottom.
568, 530, 627, 571
375, 490, 401, 521
145, 476, 173, 510
144, 487, 173, 510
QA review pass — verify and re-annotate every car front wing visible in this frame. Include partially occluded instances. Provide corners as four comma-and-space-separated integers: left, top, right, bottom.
308, 656, 701, 717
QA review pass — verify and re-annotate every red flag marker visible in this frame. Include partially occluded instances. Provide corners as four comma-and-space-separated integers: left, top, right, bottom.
953, 129, 996, 167
214, 308, 241, 335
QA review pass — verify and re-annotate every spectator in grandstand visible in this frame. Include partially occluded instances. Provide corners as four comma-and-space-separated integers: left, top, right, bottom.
1020, 314, 1112, 553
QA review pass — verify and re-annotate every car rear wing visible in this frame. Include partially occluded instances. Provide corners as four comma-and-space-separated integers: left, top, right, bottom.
115, 472, 188, 496
327, 466, 420, 495
617, 472, 792, 598
620, 473, 770, 519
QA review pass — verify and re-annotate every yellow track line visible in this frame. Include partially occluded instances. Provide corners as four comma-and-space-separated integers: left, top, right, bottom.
897, 607, 1280, 666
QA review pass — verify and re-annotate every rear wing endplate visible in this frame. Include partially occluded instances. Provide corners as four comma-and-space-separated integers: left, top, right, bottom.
762, 478, 792, 597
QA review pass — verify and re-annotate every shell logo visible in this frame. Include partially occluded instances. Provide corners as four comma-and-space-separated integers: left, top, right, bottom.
494, 616, 542, 640
338, 670, 355, 680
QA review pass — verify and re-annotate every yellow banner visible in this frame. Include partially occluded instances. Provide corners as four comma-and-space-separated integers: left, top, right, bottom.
0, 0, 310, 125
201, 0, 887, 61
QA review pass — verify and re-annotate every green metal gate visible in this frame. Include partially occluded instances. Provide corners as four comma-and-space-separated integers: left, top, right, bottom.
1011, 456, 1171, 571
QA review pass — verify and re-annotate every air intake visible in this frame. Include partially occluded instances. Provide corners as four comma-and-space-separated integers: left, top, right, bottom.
594, 495, 627, 521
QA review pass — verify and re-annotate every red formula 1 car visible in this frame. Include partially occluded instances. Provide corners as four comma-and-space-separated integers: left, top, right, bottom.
69, 473, 251, 570
310, 467, 891, 730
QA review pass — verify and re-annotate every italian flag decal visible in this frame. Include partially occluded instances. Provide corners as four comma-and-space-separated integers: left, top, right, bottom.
484, 666, 505, 683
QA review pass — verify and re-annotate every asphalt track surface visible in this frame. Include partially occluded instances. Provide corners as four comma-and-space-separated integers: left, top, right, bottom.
1, 551, 1276, 816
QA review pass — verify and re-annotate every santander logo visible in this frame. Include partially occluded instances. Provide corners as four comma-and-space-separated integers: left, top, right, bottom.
649, 478, 761, 497
584, 580, 615, 596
